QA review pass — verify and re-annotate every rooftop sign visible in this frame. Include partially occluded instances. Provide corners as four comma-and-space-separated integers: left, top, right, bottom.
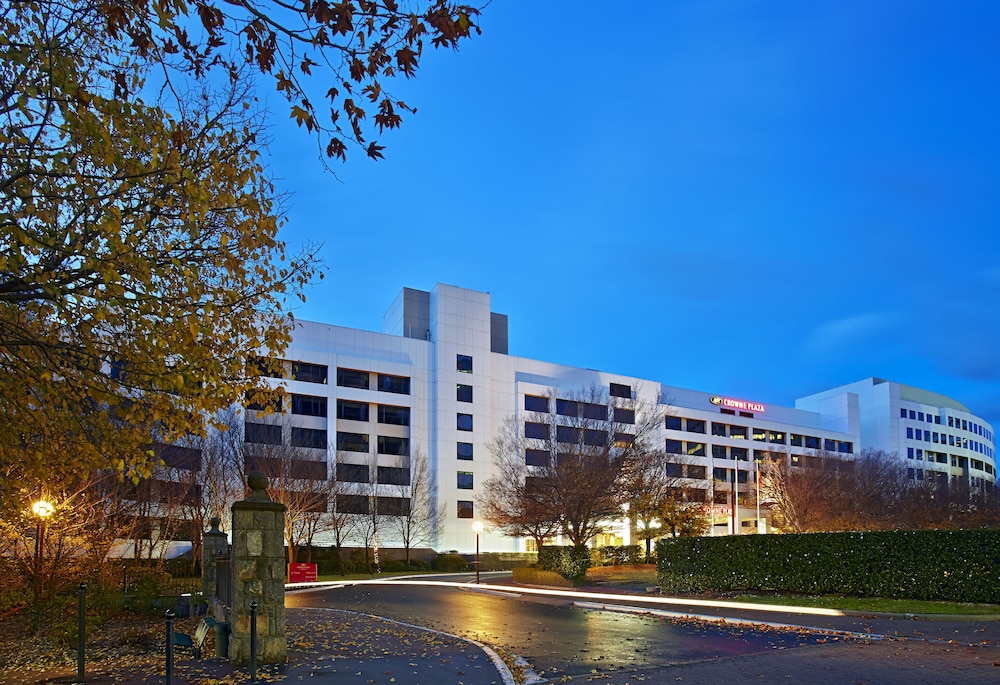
710, 396, 765, 413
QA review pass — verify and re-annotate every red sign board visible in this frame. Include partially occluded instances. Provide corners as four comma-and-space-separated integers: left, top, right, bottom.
288, 562, 318, 583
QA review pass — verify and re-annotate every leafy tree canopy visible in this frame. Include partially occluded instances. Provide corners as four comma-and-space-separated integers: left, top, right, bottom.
0, 0, 479, 502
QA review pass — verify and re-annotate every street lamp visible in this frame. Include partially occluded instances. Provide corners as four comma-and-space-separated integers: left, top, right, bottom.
32, 499, 53, 603
472, 520, 484, 584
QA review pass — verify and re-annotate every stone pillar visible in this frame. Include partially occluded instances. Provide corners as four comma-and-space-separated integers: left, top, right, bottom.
202, 517, 228, 598
229, 472, 286, 665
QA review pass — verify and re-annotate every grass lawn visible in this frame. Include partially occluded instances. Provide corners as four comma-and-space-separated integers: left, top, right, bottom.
585, 564, 1000, 616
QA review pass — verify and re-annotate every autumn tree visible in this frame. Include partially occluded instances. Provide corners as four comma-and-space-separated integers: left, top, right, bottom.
484, 386, 663, 548
759, 451, 842, 533
1, 0, 480, 496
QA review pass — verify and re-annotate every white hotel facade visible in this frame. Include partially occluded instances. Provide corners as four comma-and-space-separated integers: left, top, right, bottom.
251, 284, 996, 553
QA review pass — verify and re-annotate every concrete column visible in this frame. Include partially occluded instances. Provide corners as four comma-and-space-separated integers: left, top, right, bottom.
229, 472, 286, 665
202, 517, 228, 598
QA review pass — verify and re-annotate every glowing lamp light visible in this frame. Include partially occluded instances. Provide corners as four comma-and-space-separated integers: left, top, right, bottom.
32, 500, 53, 518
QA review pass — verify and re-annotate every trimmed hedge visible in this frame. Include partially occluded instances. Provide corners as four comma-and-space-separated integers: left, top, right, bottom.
432, 553, 470, 573
538, 545, 592, 579
657, 529, 1000, 603
512, 567, 576, 587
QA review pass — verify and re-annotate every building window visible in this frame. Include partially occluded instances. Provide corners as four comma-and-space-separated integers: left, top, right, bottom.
711, 422, 727, 437
686, 419, 706, 434
377, 436, 409, 456
838, 441, 852, 454
336, 432, 369, 453
805, 435, 820, 449
908, 447, 914, 459
686, 442, 706, 457
906, 427, 914, 439
824, 439, 836, 451
291, 427, 327, 449
555, 399, 578, 417
336, 494, 369, 513
377, 404, 410, 425
731, 446, 748, 461
337, 367, 369, 389
711, 444, 727, 459
458, 442, 474, 461
457, 354, 473, 373
556, 425, 578, 443
666, 462, 684, 478
665, 416, 682, 430
900, 408, 907, 418
245, 422, 282, 445
292, 362, 328, 384
729, 425, 747, 440
337, 400, 369, 422
666, 439, 683, 454
916, 429, 923, 441
918, 412, 924, 421
790, 434, 803, 447
337, 463, 369, 483
752, 428, 766, 442
582, 403, 606, 420
525, 422, 549, 439
583, 429, 607, 447
525, 395, 549, 412
457, 413, 473, 431
609, 383, 632, 399
377, 497, 410, 515
378, 373, 410, 395
525, 449, 549, 466
457, 472, 473, 489
292, 394, 327, 417
688, 464, 706, 479
909, 410, 916, 419
457, 501, 474, 519
377, 466, 410, 486
457, 384, 473, 403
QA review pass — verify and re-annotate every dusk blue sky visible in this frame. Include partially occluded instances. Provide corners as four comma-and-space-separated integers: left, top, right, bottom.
266, 1, 1000, 427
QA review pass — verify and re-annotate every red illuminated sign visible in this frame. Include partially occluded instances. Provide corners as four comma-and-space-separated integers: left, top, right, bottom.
710, 396, 765, 413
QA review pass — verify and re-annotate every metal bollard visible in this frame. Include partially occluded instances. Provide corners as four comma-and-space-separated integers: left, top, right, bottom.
77, 583, 86, 683
249, 601, 258, 682
165, 610, 175, 685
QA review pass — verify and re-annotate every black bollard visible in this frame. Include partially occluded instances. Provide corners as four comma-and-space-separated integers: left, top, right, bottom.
165, 609, 175, 685
77, 583, 86, 683
249, 600, 258, 682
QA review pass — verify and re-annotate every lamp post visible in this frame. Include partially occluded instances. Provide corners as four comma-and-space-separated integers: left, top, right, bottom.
32, 499, 53, 604
472, 521, 484, 584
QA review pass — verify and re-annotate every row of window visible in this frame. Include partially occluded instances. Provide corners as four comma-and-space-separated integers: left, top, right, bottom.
245, 423, 328, 449
336, 400, 411, 425
905, 427, 995, 458
523, 396, 635, 424
666, 438, 851, 458
336, 432, 409, 456
667, 417, 852, 453
337, 495, 410, 516
336, 368, 411, 395
524, 422, 634, 447
336, 463, 411, 485
900, 407, 994, 443
907, 448, 997, 474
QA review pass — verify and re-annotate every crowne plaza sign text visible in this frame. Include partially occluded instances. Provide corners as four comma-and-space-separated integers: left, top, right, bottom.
710, 396, 765, 413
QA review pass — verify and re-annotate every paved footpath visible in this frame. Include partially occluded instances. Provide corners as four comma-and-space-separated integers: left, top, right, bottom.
7, 588, 1000, 685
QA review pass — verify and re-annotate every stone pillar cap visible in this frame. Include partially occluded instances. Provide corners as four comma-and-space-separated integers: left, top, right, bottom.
247, 471, 272, 502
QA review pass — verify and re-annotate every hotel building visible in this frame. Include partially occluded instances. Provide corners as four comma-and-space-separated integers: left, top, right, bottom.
249, 284, 995, 553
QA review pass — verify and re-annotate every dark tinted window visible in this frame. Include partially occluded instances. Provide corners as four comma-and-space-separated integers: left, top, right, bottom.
291, 427, 327, 449
377, 497, 410, 515
525, 422, 548, 439
337, 368, 369, 389
377, 466, 410, 485
377, 436, 409, 456
457, 472, 473, 489
686, 419, 706, 434
457, 384, 473, 403
457, 501, 474, 518
245, 423, 282, 445
378, 374, 410, 394
457, 442, 474, 460
666, 439, 683, 454
582, 403, 607, 420
665, 416, 682, 430
337, 463, 369, 483
556, 425, 578, 443
336, 432, 368, 452
292, 362, 328, 384
556, 399, 578, 417
291, 394, 327, 417
525, 449, 550, 466
524, 395, 548, 412
609, 383, 631, 398
377, 404, 409, 425
336, 494, 368, 513
457, 354, 473, 373
337, 400, 369, 422
457, 413, 473, 431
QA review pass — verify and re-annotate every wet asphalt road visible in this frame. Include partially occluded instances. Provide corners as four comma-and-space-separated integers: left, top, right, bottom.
286, 579, 835, 681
